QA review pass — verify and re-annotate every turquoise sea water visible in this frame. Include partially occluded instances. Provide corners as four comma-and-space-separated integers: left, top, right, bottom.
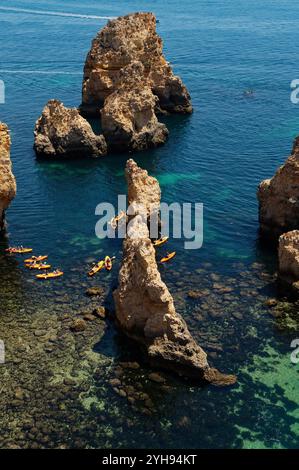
0, 0, 298, 449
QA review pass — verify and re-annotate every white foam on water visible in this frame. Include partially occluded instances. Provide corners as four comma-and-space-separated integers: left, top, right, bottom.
0, 6, 115, 20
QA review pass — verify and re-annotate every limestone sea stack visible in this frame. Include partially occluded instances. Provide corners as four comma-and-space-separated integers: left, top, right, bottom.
113, 159, 236, 385
34, 99, 107, 158
0, 123, 16, 231
101, 62, 169, 151
257, 136, 299, 240
81, 12, 192, 116
278, 230, 299, 297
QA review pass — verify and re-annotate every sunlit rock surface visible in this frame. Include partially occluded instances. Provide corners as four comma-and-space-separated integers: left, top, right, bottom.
278, 230, 299, 297
258, 136, 299, 240
34, 99, 107, 158
0, 123, 16, 231
101, 61, 168, 151
81, 12, 192, 116
114, 159, 236, 384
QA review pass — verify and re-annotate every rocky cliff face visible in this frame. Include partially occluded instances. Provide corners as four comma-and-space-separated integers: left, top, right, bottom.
126, 155, 161, 215
0, 123, 16, 231
81, 12, 192, 116
278, 230, 299, 296
258, 137, 299, 240
113, 159, 236, 385
101, 62, 168, 151
34, 99, 107, 158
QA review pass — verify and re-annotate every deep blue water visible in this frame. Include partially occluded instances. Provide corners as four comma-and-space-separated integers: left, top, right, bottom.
0, 0, 298, 449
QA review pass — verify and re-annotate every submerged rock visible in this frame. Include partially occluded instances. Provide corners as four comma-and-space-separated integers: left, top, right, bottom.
188, 290, 207, 299
101, 61, 168, 151
258, 136, 299, 240
86, 286, 104, 297
34, 100, 107, 158
70, 318, 87, 332
278, 230, 299, 297
83, 313, 96, 322
81, 12, 192, 116
113, 159, 236, 384
92, 306, 106, 319
119, 361, 140, 370
0, 123, 16, 231
148, 372, 166, 384
264, 298, 278, 308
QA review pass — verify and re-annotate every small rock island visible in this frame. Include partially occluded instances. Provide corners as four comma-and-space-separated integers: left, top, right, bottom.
34, 12, 192, 156
34, 99, 107, 158
81, 12, 192, 116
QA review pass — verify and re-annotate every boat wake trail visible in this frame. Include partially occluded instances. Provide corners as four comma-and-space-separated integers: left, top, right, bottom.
0, 6, 115, 20
0, 69, 82, 75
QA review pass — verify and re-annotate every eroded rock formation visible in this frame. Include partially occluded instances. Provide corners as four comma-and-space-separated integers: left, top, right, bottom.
34, 99, 107, 158
126, 155, 161, 214
35, 13, 192, 156
258, 137, 299, 240
81, 12, 192, 116
0, 123, 16, 231
101, 62, 168, 151
113, 159, 236, 385
278, 230, 299, 296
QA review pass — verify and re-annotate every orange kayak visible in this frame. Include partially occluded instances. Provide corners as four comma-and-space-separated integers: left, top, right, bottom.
24, 255, 48, 263
115, 211, 126, 222
6, 247, 33, 254
26, 263, 52, 270
88, 260, 105, 277
160, 252, 176, 263
105, 256, 112, 271
153, 236, 169, 247
36, 271, 64, 280
110, 211, 126, 229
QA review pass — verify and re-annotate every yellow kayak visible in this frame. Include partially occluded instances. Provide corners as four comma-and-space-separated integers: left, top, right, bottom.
153, 236, 169, 247
24, 255, 48, 263
26, 263, 52, 270
36, 271, 64, 280
88, 260, 105, 277
6, 247, 33, 254
160, 252, 176, 263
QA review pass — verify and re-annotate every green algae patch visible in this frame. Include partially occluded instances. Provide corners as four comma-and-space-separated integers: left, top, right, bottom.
81, 395, 105, 412
216, 247, 250, 260
234, 342, 299, 448
235, 426, 285, 449
157, 173, 200, 186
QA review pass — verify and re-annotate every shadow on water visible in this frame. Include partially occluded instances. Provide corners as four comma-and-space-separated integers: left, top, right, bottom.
0, 233, 27, 316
